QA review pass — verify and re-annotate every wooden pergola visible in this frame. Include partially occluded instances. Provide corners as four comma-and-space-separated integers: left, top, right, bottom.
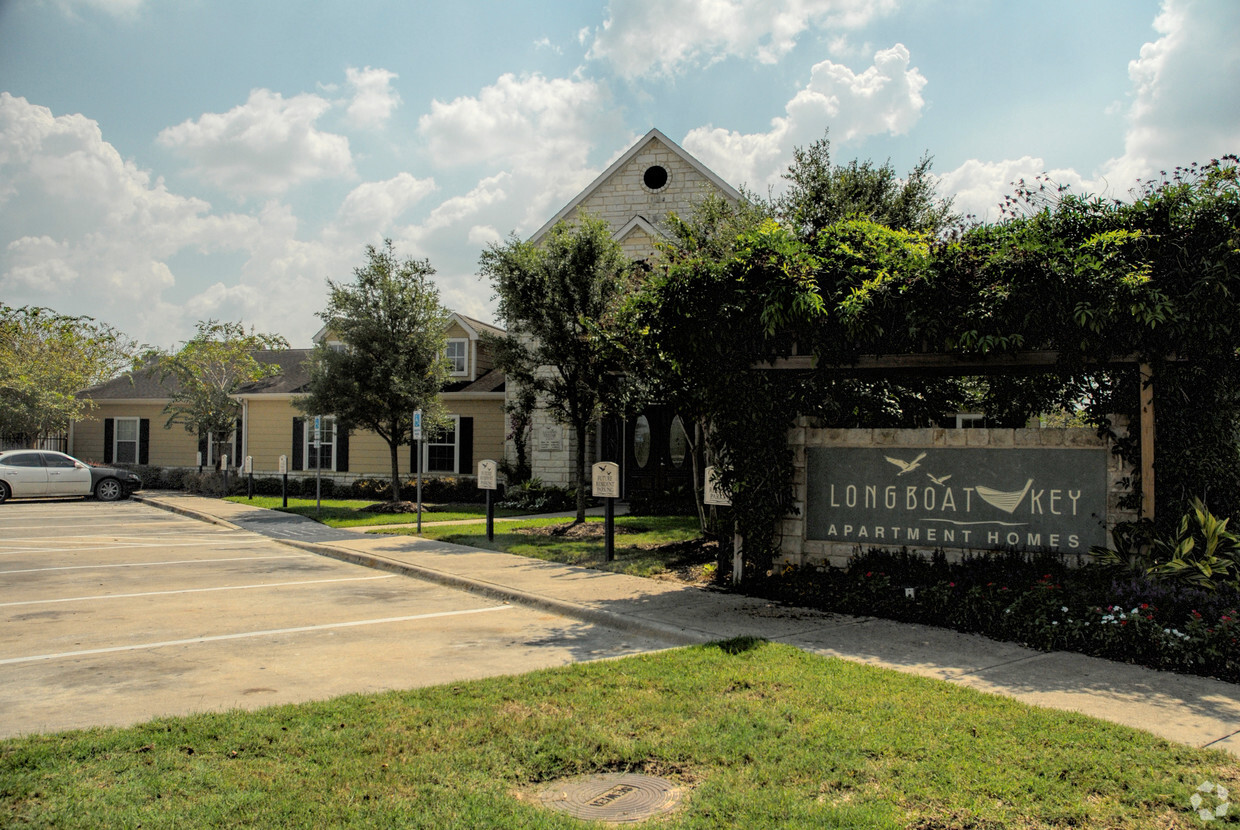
767, 349, 1157, 520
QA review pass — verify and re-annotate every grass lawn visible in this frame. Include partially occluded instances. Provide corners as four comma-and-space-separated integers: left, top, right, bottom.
376, 515, 713, 579
224, 496, 530, 528
3, 640, 1234, 829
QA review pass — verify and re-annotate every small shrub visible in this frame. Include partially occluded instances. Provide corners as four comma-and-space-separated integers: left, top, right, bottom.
498, 479, 577, 512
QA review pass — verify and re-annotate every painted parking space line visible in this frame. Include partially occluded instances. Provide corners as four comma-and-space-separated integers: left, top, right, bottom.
0, 540, 270, 556
0, 605, 515, 665
0, 553, 314, 575
1, 522, 212, 531
0, 532, 250, 541
0, 574, 399, 608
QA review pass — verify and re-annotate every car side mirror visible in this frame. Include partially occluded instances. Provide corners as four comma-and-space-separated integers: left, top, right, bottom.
75, 462, 88, 469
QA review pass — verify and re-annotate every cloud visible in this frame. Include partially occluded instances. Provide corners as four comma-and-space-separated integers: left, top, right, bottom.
335, 173, 436, 232
418, 73, 628, 227
157, 88, 354, 197
345, 66, 401, 129
0, 93, 258, 339
588, 0, 897, 78
935, 158, 1092, 222
683, 43, 926, 190
52, 0, 144, 18
1100, 0, 1240, 187
940, 0, 1240, 221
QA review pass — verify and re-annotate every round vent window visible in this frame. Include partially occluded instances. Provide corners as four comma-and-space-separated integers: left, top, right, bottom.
643, 165, 669, 190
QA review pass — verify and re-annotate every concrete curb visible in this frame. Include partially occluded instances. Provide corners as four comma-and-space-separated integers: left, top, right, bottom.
134, 494, 711, 647
133, 494, 243, 532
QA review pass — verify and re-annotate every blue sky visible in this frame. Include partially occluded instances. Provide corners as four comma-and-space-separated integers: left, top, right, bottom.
1, 0, 1236, 347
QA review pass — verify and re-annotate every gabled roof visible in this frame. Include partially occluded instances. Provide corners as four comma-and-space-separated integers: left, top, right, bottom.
530, 127, 742, 244
449, 312, 506, 339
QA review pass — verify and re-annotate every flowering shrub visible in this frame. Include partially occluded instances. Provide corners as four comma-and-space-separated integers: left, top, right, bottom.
753, 549, 1240, 683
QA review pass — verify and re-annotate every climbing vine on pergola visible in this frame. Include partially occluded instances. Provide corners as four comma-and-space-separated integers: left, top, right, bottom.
625, 157, 1240, 577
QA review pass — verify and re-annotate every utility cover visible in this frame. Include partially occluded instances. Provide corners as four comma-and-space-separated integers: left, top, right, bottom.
539, 773, 681, 823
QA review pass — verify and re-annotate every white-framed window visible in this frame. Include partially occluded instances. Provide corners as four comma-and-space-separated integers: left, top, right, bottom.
424, 415, 459, 473
446, 339, 468, 376
207, 429, 237, 466
955, 413, 986, 429
305, 417, 337, 471
113, 417, 140, 464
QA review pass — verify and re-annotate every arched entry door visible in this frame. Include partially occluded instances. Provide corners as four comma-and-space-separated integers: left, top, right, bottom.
621, 406, 693, 499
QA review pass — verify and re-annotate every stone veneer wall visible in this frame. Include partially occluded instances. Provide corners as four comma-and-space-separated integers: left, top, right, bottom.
780, 416, 1138, 569
564, 136, 725, 245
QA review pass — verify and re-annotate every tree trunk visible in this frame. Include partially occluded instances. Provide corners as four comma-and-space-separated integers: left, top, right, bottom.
574, 417, 588, 524
388, 435, 403, 502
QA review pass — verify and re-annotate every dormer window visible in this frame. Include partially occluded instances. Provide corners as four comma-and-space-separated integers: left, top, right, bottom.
446, 339, 468, 376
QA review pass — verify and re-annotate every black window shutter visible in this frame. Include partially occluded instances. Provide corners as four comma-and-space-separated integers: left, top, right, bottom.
292, 418, 303, 471
198, 432, 208, 466
336, 428, 349, 472
139, 419, 150, 465
458, 417, 473, 475
410, 437, 420, 474
233, 418, 242, 467
103, 419, 114, 463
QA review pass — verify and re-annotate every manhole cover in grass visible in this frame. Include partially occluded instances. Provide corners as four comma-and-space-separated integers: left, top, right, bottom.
539, 773, 682, 823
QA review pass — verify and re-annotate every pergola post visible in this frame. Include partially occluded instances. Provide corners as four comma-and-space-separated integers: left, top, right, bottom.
1140, 363, 1156, 520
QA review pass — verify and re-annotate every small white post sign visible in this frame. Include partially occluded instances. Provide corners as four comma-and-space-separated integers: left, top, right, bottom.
313, 415, 322, 447
477, 459, 498, 490
412, 409, 423, 441
704, 466, 731, 506
220, 454, 229, 470
592, 461, 620, 499
278, 455, 288, 475
244, 455, 253, 474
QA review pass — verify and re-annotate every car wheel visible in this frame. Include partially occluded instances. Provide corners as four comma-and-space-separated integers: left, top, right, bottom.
95, 477, 124, 502
0, 481, 9, 503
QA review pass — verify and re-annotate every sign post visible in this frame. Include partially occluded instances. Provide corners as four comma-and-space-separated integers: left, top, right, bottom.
592, 462, 620, 562
313, 415, 322, 519
704, 466, 740, 584
244, 455, 253, 500
221, 453, 229, 496
478, 459, 498, 541
279, 455, 288, 508
413, 409, 423, 532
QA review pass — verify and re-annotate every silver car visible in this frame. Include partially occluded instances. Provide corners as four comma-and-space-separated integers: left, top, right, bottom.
0, 450, 143, 503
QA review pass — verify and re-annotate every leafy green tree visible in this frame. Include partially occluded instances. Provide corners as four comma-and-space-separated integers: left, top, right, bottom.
297, 240, 452, 502
0, 305, 141, 444
774, 131, 959, 238
149, 321, 287, 468
479, 214, 632, 523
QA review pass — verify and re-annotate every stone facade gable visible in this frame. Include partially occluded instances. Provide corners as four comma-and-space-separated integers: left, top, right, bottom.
532, 129, 740, 261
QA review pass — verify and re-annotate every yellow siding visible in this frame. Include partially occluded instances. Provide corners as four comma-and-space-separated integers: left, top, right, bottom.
475, 339, 495, 374
449, 397, 506, 470
71, 403, 199, 466
73, 395, 506, 477
243, 399, 299, 473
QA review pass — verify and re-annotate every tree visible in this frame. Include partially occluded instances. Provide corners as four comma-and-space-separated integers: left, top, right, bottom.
774, 131, 958, 239
0, 305, 141, 444
479, 214, 632, 523
297, 240, 452, 502
149, 320, 287, 468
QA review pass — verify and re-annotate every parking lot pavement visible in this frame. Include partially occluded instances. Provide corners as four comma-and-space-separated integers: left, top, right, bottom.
0, 499, 673, 738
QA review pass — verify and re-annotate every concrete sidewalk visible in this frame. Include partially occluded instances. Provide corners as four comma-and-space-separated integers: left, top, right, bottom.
135, 491, 1240, 758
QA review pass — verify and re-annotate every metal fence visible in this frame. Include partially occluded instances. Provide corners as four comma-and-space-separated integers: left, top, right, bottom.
0, 434, 68, 453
